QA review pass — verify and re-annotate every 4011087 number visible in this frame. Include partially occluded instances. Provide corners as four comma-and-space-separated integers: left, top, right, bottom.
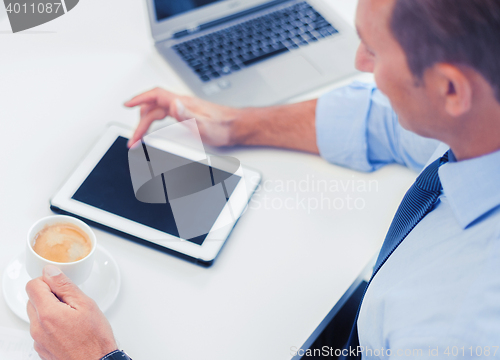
444, 346, 499, 357
5, 3, 63, 14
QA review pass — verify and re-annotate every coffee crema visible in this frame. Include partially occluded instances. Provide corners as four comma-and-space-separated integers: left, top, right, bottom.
32, 223, 92, 263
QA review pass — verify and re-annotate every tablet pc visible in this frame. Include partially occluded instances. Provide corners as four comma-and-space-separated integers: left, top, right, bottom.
50, 124, 261, 266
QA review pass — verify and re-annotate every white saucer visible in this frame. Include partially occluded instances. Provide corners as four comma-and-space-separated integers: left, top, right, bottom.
2, 245, 121, 323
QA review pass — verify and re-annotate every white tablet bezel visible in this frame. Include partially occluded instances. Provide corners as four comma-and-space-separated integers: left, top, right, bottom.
51, 125, 261, 264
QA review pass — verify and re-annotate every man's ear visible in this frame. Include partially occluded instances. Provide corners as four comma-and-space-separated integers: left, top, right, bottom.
433, 64, 472, 117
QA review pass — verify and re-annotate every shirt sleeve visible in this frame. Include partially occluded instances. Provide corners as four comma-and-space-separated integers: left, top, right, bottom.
315, 81, 440, 173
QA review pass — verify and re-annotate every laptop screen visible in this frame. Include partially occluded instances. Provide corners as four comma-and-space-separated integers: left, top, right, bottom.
155, 0, 223, 21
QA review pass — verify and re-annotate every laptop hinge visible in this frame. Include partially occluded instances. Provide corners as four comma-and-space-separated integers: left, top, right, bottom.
171, 0, 292, 40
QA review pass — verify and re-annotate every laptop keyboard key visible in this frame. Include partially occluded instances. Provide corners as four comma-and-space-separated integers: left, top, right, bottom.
242, 45, 289, 66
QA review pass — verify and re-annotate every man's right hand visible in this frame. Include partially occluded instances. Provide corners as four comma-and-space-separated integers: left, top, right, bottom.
124, 88, 241, 148
125, 87, 319, 154
26, 265, 118, 360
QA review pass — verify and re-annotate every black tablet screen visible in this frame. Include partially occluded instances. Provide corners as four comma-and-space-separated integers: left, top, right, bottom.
72, 136, 240, 245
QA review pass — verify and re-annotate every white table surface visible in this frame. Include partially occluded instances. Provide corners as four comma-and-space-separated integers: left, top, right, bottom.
0, 1, 417, 359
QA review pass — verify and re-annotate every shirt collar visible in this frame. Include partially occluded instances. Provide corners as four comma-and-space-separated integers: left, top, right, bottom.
439, 148, 500, 229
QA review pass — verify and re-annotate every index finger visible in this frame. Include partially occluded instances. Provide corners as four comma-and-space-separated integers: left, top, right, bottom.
26, 278, 63, 313
124, 88, 173, 108
27, 300, 38, 323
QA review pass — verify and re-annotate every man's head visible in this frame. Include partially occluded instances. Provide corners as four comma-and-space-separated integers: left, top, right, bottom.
391, 0, 500, 102
355, 0, 500, 159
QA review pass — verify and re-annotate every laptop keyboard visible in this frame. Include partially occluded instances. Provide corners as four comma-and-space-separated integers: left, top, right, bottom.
172, 1, 338, 83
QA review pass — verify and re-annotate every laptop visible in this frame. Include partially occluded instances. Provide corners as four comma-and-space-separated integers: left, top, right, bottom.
145, 0, 360, 107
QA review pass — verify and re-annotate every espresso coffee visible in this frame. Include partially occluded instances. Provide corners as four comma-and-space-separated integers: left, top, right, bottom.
32, 223, 92, 263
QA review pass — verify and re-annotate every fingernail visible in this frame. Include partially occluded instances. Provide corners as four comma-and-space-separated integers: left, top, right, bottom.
44, 265, 61, 277
175, 99, 185, 117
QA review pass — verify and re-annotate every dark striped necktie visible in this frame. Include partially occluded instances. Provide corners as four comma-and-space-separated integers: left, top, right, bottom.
342, 151, 450, 359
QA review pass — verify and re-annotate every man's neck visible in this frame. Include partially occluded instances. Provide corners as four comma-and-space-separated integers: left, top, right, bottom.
432, 88, 500, 161
447, 114, 500, 161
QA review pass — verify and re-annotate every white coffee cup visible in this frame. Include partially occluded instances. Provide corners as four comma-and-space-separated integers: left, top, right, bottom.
26, 215, 97, 285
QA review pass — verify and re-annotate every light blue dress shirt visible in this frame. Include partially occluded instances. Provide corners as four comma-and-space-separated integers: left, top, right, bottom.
315, 82, 500, 359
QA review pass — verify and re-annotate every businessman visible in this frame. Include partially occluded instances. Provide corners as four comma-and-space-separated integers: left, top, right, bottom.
26, 0, 500, 359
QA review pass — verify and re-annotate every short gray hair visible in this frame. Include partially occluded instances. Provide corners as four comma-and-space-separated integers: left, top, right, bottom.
390, 0, 500, 102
